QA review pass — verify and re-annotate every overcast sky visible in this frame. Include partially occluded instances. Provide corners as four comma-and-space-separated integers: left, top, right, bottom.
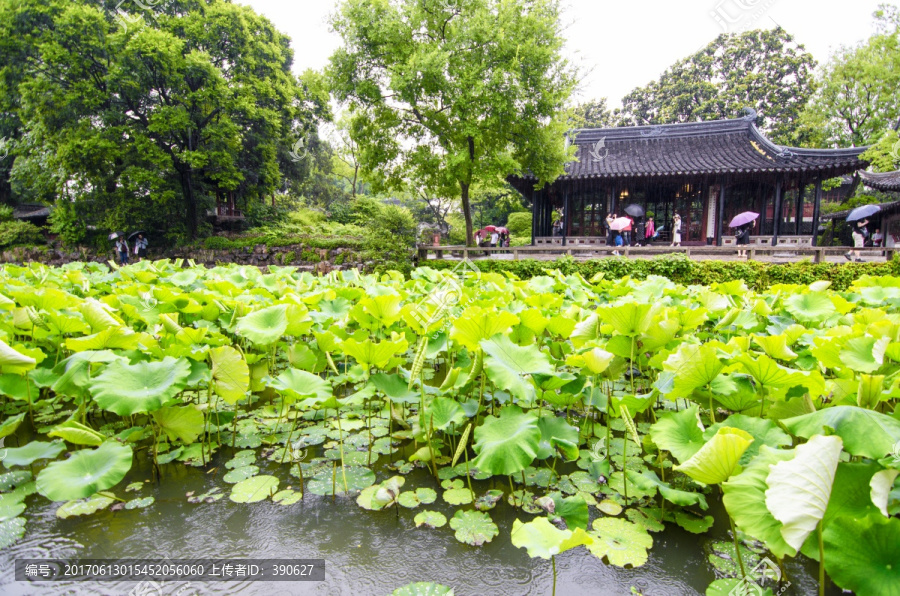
240, 0, 891, 107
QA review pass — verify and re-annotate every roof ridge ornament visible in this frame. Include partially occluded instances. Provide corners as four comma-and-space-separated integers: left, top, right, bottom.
741, 107, 758, 122
640, 125, 665, 138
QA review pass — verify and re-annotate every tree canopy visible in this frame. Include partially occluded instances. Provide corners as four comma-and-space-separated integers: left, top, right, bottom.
614, 28, 816, 145
0, 0, 325, 240
327, 0, 576, 246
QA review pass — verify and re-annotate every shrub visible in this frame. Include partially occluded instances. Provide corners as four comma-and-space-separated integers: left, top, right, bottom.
300, 250, 320, 263
506, 212, 532, 239
49, 202, 87, 247
0, 220, 44, 249
423, 255, 900, 291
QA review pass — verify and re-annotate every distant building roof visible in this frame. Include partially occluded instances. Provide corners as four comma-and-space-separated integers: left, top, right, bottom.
860, 170, 900, 192
821, 200, 900, 221
12, 204, 50, 221
511, 111, 869, 183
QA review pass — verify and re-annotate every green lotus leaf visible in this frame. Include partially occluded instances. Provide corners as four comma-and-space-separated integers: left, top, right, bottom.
65, 328, 150, 352
51, 351, 122, 400
625, 469, 709, 509
442, 486, 473, 506
550, 493, 590, 530
0, 470, 32, 492
781, 406, 900, 460
823, 514, 900, 596
581, 347, 615, 375
229, 474, 279, 503
471, 405, 541, 476
426, 397, 465, 431
391, 582, 454, 596
673, 511, 714, 534
662, 343, 724, 398
223, 465, 260, 483
449, 510, 499, 546
80, 299, 123, 332
626, 508, 666, 533
153, 405, 204, 444
783, 292, 836, 323
90, 357, 191, 416
210, 346, 249, 404
308, 466, 375, 496
2, 440, 65, 468
36, 442, 132, 501
511, 516, 593, 559
398, 488, 437, 508
371, 372, 419, 404
586, 517, 653, 568
414, 510, 447, 528
858, 374, 886, 409
480, 336, 553, 401
0, 413, 25, 440
723, 446, 797, 558
649, 404, 706, 463
765, 434, 842, 551
47, 420, 106, 446
0, 339, 36, 373
342, 337, 407, 370
450, 307, 519, 351
536, 416, 580, 461
703, 414, 791, 465
56, 494, 115, 519
674, 427, 754, 485
269, 368, 334, 405
840, 336, 885, 373
125, 496, 154, 510
235, 304, 288, 345
598, 302, 655, 337
705, 579, 774, 596
751, 334, 798, 360
733, 353, 814, 391
272, 489, 303, 505
0, 517, 25, 549
871, 469, 900, 517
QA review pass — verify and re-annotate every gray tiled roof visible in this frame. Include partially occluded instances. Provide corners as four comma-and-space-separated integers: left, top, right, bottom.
514, 114, 868, 181
860, 170, 900, 192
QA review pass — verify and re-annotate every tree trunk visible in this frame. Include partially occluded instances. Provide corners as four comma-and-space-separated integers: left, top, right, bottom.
352, 164, 359, 197
461, 181, 474, 247
178, 165, 198, 239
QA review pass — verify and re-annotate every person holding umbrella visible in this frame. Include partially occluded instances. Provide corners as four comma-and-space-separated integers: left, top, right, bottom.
645, 217, 655, 245
729, 212, 759, 258
131, 232, 148, 262
113, 234, 129, 266
844, 204, 881, 262
605, 213, 616, 247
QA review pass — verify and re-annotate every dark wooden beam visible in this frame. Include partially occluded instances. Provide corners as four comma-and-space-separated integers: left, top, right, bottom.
811, 178, 823, 247
716, 181, 726, 246
772, 178, 783, 245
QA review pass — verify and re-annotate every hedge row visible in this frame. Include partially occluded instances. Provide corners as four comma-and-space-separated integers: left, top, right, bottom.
202, 235, 365, 251
422, 255, 900, 291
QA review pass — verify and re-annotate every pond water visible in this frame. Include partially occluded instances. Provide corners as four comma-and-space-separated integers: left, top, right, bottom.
1, 442, 836, 596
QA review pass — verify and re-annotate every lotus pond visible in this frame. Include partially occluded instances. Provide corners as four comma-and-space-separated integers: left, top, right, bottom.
0, 260, 898, 596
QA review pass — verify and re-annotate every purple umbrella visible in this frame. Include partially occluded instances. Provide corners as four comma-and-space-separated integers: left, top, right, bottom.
729, 212, 759, 228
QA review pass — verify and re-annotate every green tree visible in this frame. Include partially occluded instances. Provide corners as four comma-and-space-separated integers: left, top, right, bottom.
0, 0, 323, 240
327, 0, 576, 246
571, 98, 613, 129
615, 28, 816, 144
800, 6, 900, 147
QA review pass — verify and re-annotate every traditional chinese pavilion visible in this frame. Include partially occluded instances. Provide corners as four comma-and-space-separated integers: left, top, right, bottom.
509, 110, 869, 246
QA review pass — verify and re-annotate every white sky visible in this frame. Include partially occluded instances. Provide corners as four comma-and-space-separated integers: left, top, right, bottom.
240, 0, 892, 107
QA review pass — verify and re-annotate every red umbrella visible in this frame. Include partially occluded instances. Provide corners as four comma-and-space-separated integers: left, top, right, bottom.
609, 217, 632, 231
483, 225, 498, 233
496, 227, 509, 234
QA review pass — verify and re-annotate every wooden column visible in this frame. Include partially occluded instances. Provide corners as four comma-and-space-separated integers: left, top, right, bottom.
795, 179, 806, 235
562, 185, 569, 247
530, 187, 537, 246
772, 178, 783, 246
811, 178, 823, 247
716, 182, 726, 246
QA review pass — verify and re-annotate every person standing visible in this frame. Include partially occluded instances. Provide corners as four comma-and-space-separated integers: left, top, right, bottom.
623, 216, 633, 246
846, 218, 869, 262
873, 228, 883, 247
645, 217, 655, 245
605, 213, 616, 247
671, 214, 682, 247
134, 234, 148, 262
490, 230, 499, 247
735, 219, 754, 257
115, 237, 129, 266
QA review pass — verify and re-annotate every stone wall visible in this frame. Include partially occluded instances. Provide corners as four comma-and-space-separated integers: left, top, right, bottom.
0, 243, 370, 273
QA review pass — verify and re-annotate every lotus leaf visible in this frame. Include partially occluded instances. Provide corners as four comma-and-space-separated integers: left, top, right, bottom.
90, 357, 191, 415
56, 494, 115, 519
674, 427, 754, 485
586, 517, 653, 568
471, 406, 541, 476
2, 440, 65, 468
47, 420, 106, 446
235, 304, 288, 345
781, 406, 900, 460
230, 475, 279, 503
511, 516, 593, 559
391, 582, 454, 596
36, 442, 132, 501
210, 346, 249, 404
448, 510, 498, 546
414, 510, 447, 528
823, 515, 900, 596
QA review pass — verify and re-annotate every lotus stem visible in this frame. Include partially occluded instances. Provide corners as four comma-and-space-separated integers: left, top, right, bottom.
463, 439, 475, 502
335, 411, 349, 494
623, 432, 628, 504
427, 415, 438, 481
332, 460, 337, 503
509, 475, 517, 508
722, 486, 747, 580
818, 520, 825, 596
551, 555, 557, 596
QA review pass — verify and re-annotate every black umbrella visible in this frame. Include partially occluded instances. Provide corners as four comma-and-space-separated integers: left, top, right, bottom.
847, 204, 881, 222
108, 231, 125, 241
128, 230, 146, 241
623, 204, 644, 218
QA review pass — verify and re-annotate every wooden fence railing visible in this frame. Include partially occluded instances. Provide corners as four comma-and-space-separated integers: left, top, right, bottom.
417, 244, 896, 264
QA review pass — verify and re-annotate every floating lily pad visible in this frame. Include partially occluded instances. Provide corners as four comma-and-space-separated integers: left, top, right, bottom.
414, 510, 448, 528
0, 517, 25, 548
230, 475, 279, 503
674, 511, 715, 534
597, 499, 623, 516
225, 455, 256, 469
626, 508, 666, 533
0, 470, 32, 492
443, 486, 473, 506
449, 510, 498, 546
36, 442, 132, 501
398, 488, 437, 508
2, 440, 65, 468
125, 497, 154, 510
0, 493, 26, 521
233, 433, 262, 449
391, 582, 454, 596
223, 465, 260, 484
187, 487, 224, 504
587, 517, 653, 568
56, 494, 115, 519
124, 482, 145, 493
474, 489, 504, 511
308, 466, 375, 496
272, 489, 303, 505
323, 449, 369, 466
